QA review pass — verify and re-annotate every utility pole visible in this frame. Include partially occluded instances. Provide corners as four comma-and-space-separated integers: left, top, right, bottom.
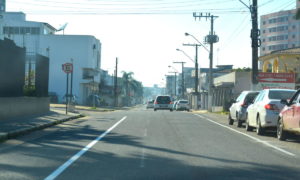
114, 57, 118, 107
183, 44, 200, 95
239, 0, 260, 88
173, 61, 186, 98
193, 12, 219, 112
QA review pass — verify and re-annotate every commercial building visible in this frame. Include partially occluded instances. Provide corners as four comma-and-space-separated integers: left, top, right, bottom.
0, 5, 101, 104
260, 0, 300, 56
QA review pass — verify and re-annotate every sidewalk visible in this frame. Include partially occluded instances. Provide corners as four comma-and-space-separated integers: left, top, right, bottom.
0, 109, 83, 142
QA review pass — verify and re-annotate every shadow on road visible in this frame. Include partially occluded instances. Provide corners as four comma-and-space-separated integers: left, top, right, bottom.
0, 115, 300, 180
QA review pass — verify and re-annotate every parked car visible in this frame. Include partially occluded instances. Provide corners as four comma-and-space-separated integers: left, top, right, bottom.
228, 91, 259, 127
176, 100, 190, 111
146, 100, 154, 109
246, 89, 296, 135
277, 89, 300, 140
154, 95, 173, 111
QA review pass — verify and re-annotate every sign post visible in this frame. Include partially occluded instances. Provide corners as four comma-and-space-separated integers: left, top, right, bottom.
62, 63, 73, 114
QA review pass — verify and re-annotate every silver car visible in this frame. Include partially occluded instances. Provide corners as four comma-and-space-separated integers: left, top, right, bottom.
228, 91, 259, 127
154, 95, 173, 111
176, 100, 190, 111
246, 89, 296, 135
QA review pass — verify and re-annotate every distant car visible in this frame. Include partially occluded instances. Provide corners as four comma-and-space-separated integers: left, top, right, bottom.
246, 89, 296, 135
277, 89, 300, 140
154, 95, 173, 111
228, 91, 259, 127
176, 100, 190, 111
146, 100, 154, 109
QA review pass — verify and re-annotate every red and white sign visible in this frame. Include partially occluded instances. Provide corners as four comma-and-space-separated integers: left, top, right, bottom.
62, 63, 73, 73
258, 73, 295, 89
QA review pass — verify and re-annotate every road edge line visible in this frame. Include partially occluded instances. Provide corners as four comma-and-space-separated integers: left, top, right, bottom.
194, 114, 296, 157
44, 116, 127, 180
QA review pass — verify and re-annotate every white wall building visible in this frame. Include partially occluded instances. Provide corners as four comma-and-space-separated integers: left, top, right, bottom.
0, 10, 101, 104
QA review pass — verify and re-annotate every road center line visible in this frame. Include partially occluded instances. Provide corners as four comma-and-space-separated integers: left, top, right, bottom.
44, 116, 127, 180
140, 148, 146, 168
194, 114, 296, 157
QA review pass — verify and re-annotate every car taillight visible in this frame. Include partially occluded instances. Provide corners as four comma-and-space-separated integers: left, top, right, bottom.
169, 101, 173, 104
154, 101, 158, 104
264, 104, 279, 111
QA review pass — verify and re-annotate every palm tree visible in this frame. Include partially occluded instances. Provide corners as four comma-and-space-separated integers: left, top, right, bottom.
121, 71, 134, 106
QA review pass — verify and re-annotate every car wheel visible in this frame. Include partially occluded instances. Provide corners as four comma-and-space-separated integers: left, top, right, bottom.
170, 109, 173, 112
245, 115, 253, 131
154, 109, 157, 111
236, 113, 242, 128
277, 117, 287, 141
228, 113, 234, 125
256, 116, 264, 135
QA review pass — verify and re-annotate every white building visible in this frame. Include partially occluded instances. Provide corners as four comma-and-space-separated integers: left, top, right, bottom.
0, 9, 101, 104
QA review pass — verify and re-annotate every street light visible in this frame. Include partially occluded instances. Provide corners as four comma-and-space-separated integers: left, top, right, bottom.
185, 33, 209, 52
185, 32, 213, 111
176, 48, 195, 63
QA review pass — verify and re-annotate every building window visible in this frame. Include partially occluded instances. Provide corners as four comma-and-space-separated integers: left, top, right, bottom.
292, 34, 296, 39
293, 25, 296, 29
262, 38, 265, 42
263, 30, 265, 33
263, 21, 266, 25
262, 47, 265, 51
14, 27, 20, 34
293, 44, 296, 48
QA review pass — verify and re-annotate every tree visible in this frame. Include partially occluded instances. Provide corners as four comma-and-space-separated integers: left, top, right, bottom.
121, 71, 144, 106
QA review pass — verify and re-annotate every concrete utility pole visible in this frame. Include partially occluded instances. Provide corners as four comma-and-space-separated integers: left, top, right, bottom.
239, 0, 260, 87
173, 61, 186, 98
183, 44, 200, 94
114, 57, 118, 107
193, 12, 219, 112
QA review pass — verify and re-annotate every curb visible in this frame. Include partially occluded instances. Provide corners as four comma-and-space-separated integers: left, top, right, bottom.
0, 114, 84, 143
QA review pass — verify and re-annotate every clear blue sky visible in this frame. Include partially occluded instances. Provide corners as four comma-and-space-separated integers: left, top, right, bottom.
7, 0, 296, 87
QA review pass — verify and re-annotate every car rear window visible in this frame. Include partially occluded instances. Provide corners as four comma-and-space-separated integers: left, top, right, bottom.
179, 100, 188, 103
268, 90, 295, 100
245, 92, 259, 103
156, 96, 171, 104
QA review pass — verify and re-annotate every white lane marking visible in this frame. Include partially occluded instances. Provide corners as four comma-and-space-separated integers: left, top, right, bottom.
44, 116, 127, 180
194, 114, 296, 157
140, 148, 146, 168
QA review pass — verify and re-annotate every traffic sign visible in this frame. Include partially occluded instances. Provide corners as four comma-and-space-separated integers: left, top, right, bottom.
62, 63, 73, 73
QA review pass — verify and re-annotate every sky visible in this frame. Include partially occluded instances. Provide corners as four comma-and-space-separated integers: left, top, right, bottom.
6, 0, 297, 87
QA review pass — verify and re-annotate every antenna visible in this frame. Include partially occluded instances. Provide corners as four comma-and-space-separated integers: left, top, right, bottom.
57, 23, 68, 35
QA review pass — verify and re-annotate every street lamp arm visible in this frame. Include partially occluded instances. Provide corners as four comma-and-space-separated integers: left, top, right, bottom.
176, 49, 195, 63
185, 33, 209, 52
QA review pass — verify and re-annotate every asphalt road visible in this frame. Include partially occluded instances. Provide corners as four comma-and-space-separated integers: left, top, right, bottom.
0, 107, 300, 180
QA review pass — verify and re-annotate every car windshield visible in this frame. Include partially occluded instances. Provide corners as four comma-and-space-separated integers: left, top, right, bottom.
156, 96, 171, 104
268, 90, 295, 100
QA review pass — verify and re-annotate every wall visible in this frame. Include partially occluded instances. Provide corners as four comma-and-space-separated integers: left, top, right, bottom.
0, 97, 49, 120
0, 38, 25, 97
38, 35, 101, 104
